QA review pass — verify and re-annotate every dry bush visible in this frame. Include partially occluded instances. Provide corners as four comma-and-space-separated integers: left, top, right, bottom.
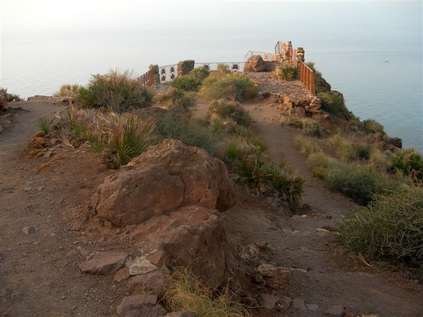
165, 269, 248, 317
340, 188, 423, 267
56, 84, 81, 98
78, 70, 153, 112
201, 72, 257, 102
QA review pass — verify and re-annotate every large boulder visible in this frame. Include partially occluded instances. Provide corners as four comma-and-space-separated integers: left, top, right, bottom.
129, 205, 227, 289
244, 55, 267, 72
92, 139, 235, 226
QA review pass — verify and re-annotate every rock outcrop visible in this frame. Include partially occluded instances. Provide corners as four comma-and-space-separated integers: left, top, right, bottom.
244, 55, 267, 72
130, 205, 227, 289
92, 139, 235, 226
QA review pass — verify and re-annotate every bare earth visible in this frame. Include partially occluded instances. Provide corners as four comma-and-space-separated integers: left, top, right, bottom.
0, 94, 422, 317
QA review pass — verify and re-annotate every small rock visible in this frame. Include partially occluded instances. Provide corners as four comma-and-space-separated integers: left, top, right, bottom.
306, 303, 319, 311
292, 297, 306, 311
79, 251, 128, 275
114, 267, 130, 282
325, 305, 344, 316
128, 269, 169, 295
22, 226, 36, 235
116, 294, 165, 317
126, 256, 157, 276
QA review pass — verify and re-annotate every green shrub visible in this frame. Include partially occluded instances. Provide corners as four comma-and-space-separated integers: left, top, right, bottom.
156, 113, 218, 155
208, 100, 251, 127
56, 84, 81, 98
325, 162, 397, 205
351, 143, 372, 161
172, 75, 202, 91
362, 119, 385, 135
275, 63, 298, 81
106, 116, 155, 168
78, 70, 153, 112
295, 135, 321, 156
339, 188, 423, 267
201, 73, 257, 102
191, 67, 210, 81
224, 140, 303, 210
165, 269, 247, 317
38, 117, 52, 135
390, 149, 423, 183
318, 91, 351, 120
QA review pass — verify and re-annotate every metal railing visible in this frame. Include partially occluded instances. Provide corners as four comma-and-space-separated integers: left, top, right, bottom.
298, 61, 316, 95
139, 41, 316, 95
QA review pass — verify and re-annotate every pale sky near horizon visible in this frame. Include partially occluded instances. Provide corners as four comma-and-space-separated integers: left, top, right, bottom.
2, 0, 420, 33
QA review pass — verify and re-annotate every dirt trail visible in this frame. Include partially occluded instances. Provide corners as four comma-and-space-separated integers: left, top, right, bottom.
0, 102, 121, 317
235, 101, 423, 317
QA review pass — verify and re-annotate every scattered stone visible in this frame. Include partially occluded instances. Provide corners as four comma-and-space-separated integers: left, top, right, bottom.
92, 139, 235, 226
79, 251, 128, 275
325, 305, 345, 316
256, 263, 290, 290
292, 297, 306, 311
261, 293, 279, 310
116, 294, 165, 317
22, 226, 36, 235
126, 256, 157, 276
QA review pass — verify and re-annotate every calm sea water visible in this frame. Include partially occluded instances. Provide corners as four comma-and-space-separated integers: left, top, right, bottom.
1, 1, 422, 151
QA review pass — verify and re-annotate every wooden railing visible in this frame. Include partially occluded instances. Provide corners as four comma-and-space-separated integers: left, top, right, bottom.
297, 61, 316, 95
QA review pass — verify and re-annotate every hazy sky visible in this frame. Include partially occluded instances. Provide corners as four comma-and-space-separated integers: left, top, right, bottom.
3, 0, 419, 33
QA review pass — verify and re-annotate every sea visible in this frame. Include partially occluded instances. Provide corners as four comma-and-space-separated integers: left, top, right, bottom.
1, 0, 422, 151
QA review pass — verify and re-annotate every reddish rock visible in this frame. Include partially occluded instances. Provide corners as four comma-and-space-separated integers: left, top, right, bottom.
244, 55, 267, 72
130, 205, 228, 289
79, 251, 128, 275
92, 139, 235, 226
117, 294, 166, 317
128, 269, 170, 295
114, 267, 130, 282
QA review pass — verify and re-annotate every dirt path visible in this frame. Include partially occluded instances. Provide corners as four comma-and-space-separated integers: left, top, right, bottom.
234, 101, 423, 317
0, 102, 123, 317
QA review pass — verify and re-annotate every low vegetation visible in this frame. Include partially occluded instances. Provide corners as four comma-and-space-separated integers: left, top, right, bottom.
208, 99, 252, 127
165, 269, 247, 317
201, 70, 257, 102
172, 66, 210, 92
340, 188, 423, 268
318, 91, 351, 120
274, 63, 298, 81
56, 84, 82, 98
78, 70, 153, 112
390, 149, 423, 184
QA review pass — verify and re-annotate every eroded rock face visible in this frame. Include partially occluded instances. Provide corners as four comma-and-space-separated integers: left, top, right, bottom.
130, 205, 228, 289
92, 139, 235, 226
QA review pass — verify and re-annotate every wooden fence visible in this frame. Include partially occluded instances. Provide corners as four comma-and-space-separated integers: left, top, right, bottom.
297, 61, 316, 95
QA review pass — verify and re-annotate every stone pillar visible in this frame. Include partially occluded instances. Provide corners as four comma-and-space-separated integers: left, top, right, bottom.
296, 47, 305, 63
147, 64, 160, 86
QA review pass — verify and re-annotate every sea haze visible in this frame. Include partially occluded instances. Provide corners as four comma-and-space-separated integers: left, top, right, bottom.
1, 0, 422, 151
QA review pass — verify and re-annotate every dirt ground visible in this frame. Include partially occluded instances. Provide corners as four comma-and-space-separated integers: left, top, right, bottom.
0, 95, 422, 317
0, 102, 130, 317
